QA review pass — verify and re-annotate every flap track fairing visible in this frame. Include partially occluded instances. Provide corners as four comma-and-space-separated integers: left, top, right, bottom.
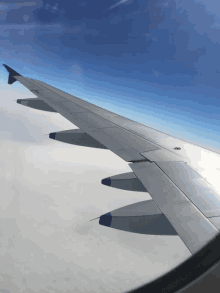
17, 98, 57, 112
49, 129, 107, 149
99, 200, 177, 235
102, 172, 147, 192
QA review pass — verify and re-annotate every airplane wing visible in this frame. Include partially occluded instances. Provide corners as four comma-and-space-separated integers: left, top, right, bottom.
4, 64, 220, 290
4, 63, 220, 253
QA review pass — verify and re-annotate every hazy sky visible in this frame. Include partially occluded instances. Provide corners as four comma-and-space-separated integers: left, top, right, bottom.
1, 0, 220, 292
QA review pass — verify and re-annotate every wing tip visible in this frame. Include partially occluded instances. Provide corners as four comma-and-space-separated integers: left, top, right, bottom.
3, 64, 22, 85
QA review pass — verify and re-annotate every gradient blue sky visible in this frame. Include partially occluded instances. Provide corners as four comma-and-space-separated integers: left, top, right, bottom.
1, 0, 220, 149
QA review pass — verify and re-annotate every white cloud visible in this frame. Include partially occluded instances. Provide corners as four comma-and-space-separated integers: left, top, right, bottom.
0, 139, 190, 292
0, 86, 190, 292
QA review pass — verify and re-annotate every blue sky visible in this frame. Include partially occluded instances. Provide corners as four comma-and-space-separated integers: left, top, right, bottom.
1, 0, 220, 149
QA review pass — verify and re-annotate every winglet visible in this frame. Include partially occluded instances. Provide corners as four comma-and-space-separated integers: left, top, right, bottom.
3, 64, 22, 85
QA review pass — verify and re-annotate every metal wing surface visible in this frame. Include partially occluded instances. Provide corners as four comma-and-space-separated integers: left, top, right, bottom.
4, 65, 220, 256
130, 161, 220, 254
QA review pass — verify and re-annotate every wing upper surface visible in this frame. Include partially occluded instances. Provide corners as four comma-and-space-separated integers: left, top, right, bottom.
156, 162, 220, 218
130, 161, 219, 254
15, 76, 190, 162
11, 73, 220, 254
21, 76, 220, 158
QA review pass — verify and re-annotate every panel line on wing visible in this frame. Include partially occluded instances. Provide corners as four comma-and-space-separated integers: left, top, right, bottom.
154, 162, 207, 218
32, 79, 220, 156
24, 86, 145, 161
20, 78, 177, 153
29, 79, 191, 157
16, 78, 161, 157
155, 161, 220, 218
130, 161, 219, 254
